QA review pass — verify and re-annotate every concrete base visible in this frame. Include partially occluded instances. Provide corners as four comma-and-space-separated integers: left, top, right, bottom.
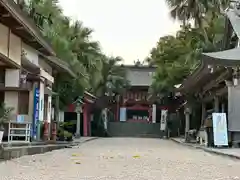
1, 144, 70, 160
0, 137, 99, 161
108, 122, 164, 138
171, 138, 240, 160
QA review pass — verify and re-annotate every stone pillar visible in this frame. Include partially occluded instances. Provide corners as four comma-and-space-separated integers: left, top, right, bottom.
184, 105, 191, 142
152, 104, 156, 123
76, 111, 81, 138
214, 96, 219, 112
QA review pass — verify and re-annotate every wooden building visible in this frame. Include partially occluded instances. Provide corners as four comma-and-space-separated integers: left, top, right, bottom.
107, 65, 167, 137
0, 0, 75, 142
118, 65, 155, 122
178, 2, 240, 146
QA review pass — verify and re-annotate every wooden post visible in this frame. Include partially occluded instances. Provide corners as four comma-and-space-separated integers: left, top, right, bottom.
55, 94, 60, 129
83, 104, 88, 136
221, 103, 225, 113
214, 96, 219, 112
51, 122, 57, 141
116, 95, 120, 121
201, 103, 206, 126
43, 120, 49, 141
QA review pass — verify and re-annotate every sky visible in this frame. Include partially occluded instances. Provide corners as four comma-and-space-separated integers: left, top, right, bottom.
58, 0, 180, 64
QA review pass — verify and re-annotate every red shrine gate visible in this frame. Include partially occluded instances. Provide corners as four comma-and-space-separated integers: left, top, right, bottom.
107, 87, 167, 137
67, 91, 97, 137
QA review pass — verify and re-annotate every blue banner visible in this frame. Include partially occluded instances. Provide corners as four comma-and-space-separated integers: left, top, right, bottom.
32, 88, 39, 138
212, 113, 228, 146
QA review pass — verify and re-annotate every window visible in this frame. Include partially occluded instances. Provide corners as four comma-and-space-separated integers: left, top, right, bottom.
0, 69, 5, 84
18, 92, 29, 114
149, 72, 155, 77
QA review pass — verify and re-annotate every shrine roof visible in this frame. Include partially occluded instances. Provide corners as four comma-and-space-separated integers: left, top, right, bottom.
202, 47, 240, 66
201, 6, 240, 66
177, 5, 240, 93
83, 91, 97, 104
177, 61, 227, 93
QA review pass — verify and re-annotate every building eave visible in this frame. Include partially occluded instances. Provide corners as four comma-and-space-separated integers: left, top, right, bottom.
202, 47, 240, 67
180, 61, 208, 92
0, 52, 21, 69
0, 0, 55, 56
39, 55, 76, 78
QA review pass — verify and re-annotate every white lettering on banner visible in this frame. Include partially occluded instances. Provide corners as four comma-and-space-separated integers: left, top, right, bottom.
38, 81, 44, 121
160, 110, 168, 131
47, 96, 52, 123
152, 104, 156, 123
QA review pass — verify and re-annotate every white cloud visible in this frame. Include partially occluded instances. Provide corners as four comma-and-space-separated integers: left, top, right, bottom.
59, 0, 180, 64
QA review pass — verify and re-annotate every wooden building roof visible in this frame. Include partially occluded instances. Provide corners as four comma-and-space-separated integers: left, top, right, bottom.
0, 0, 55, 56
0, 0, 77, 77
178, 4, 240, 94
122, 65, 156, 87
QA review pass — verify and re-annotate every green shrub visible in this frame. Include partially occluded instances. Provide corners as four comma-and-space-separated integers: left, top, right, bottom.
64, 130, 73, 141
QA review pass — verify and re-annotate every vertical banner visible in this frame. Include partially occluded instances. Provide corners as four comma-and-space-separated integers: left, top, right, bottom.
160, 110, 168, 131
120, 108, 126, 122
0, 131, 3, 144
32, 87, 39, 139
152, 104, 156, 123
39, 81, 44, 121
212, 113, 228, 146
47, 96, 52, 123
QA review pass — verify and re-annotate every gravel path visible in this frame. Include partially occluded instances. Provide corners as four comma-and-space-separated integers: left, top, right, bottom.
0, 138, 240, 180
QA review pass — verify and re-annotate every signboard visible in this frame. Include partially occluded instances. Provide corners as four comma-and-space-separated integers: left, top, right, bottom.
0, 131, 3, 144
17, 115, 24, 123
120, 108, 126, 122
212, 113, 228, 146
160, 110, 168, 131
32, 88, 39, 139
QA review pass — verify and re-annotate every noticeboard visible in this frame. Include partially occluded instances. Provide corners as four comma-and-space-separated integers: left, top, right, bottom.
212, 113, 228, 146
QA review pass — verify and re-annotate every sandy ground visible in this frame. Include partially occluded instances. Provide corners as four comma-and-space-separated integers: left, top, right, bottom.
0, 138, 240, 180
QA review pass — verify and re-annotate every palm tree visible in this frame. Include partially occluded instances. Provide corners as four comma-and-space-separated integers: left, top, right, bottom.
94, 56, 129, 97
148, 14, 225, 96
20, 0, 130, 109
18, 0, 104, 106
166, 0, 228, 27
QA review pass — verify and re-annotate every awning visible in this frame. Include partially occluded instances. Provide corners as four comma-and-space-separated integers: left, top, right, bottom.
0, 52, 21, 69
21, 54, 40, 74
39, 54, 76, 78
202, 47, 240, 66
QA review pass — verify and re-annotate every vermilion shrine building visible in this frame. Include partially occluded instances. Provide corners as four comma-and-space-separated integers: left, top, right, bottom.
108, 65, 168, 137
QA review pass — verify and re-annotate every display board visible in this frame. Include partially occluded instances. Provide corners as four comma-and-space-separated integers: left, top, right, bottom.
160, 110, 168, 131
212, 113, 228, 146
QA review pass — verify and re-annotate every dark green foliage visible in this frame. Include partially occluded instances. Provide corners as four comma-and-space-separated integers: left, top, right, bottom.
148, 0, 227, 96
